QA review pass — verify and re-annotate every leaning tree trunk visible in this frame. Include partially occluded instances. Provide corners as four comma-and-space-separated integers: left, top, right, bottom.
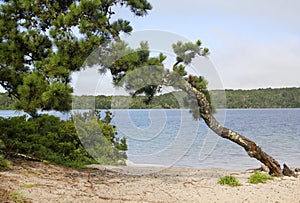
181, 84, 284, 176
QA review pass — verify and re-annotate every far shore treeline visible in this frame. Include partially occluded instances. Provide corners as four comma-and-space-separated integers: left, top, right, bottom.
0, 87, 299, 110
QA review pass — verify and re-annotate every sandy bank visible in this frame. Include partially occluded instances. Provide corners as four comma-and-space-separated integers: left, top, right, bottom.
0, 159, 299, 202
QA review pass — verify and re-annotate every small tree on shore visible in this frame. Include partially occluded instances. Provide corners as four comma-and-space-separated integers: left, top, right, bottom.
98, 40, 295, 177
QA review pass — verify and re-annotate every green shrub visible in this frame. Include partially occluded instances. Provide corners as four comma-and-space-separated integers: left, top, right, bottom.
0, 154, 12, 171
72, 110, 128, 163
0, 139, 11, 171
248, 172, 274, 184
0, 110, 127, 168
218, 175, 242, 186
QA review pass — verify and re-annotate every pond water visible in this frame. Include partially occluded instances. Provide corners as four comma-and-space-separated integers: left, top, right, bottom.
1, 108, 300, 170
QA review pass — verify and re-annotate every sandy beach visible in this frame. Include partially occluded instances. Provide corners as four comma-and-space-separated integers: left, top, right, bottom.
0, 159, 299, 203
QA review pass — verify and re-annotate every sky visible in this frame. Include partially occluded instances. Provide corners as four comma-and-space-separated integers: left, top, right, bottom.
2, 1, 300, 94
113, 0, 300, 90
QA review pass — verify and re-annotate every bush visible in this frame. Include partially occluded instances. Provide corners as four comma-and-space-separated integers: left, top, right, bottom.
218, 175, 242, 186
0, 139, 11, 171
248, 172, 274, 184
0, 154, 12, 171
72, 110, 127, 163
0, 111, 127, 168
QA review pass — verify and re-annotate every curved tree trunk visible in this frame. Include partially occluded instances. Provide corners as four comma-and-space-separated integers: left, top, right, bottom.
181, 84, 284, 176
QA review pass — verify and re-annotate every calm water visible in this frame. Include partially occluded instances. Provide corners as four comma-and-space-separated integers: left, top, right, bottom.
1, 109, 300, 170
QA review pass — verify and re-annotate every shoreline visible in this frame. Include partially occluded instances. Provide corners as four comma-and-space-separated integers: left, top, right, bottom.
87, 161, 266, 176
1, 159, 299, 202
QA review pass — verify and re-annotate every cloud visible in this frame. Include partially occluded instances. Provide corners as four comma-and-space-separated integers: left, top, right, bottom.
212, 29, 300, 89
149, 0, 300, 23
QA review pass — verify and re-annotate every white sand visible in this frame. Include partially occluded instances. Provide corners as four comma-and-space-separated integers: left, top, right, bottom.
1, 160, 299, 202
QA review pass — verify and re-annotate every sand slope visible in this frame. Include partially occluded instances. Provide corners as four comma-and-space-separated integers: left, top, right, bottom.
1, 160, 299, 203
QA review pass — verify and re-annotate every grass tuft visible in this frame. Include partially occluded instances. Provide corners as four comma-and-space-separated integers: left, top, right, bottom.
10, 191, 31, 203
248, 172, 274, 184
0, 154, 12, 171
21, 184, 35, 189
218, 175, 242, 186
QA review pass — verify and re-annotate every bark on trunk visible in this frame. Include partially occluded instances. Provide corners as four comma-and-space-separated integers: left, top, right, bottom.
182, 84, 284, 176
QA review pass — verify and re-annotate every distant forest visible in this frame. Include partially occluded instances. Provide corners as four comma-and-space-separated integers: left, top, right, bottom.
0, 87, 299, 110
213, 87, 300, 108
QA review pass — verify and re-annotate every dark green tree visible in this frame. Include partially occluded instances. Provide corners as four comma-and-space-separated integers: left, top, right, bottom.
0, 0, 151, 117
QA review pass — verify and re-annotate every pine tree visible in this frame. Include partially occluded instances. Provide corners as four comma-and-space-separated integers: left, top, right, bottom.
0, 0, 152, 117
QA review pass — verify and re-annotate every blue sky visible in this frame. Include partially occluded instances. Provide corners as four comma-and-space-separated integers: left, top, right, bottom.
114, 0, 300, 89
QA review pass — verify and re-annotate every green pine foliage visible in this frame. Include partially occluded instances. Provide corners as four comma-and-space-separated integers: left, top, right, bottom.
0, 0, 152, 117
0, 0, 148, 168
73, 110, 127, 165
0, 93, 14, 110
0, 111, 127, 167
0, 139, 12, 171
97, 40, 212, 119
